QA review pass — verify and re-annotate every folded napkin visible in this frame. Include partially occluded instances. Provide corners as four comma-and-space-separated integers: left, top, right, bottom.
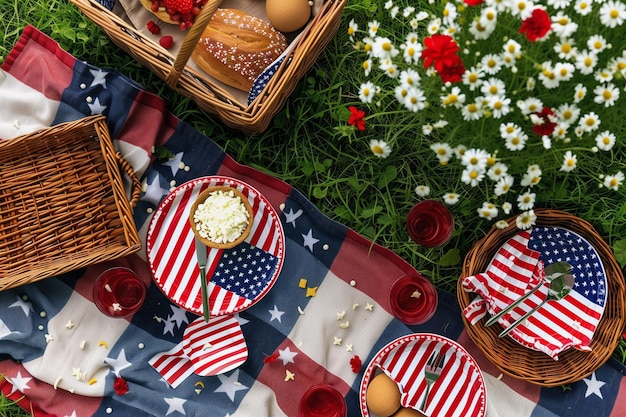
462, 228, 606, 359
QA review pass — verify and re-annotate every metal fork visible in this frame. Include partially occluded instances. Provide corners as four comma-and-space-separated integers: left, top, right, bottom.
420, 350, 446, 411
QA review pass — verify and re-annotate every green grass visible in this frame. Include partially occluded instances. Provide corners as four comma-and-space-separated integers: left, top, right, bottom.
1, 0, 625, 413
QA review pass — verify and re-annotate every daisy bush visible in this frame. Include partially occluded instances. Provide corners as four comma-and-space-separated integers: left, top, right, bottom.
346, 0, 626, 230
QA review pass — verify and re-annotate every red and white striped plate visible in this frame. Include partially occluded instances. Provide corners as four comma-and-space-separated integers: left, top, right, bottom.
360, 333, 486, 417
147, 176, 285, 316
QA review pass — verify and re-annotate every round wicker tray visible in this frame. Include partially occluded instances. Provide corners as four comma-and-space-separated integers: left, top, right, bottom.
457, 209, 626, 386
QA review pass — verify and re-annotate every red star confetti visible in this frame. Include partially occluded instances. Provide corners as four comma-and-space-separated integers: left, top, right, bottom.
263, 352, 279, 364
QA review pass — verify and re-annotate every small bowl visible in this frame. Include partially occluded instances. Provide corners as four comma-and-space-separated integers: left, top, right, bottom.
389, 274, 438, 325
188, 185, 254, 249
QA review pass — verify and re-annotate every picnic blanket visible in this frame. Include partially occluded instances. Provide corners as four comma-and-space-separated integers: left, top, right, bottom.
0, 25, 625, 417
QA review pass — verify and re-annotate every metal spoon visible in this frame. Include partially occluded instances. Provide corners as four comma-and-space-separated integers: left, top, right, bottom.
498, 272, 575, 338
485, 261, 572, 327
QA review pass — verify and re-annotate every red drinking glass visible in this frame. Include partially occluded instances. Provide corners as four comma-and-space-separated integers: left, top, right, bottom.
93, 267, 146, 318
389, 274, 438, 325
299, 385, 347, 417
406, 200, 454, 247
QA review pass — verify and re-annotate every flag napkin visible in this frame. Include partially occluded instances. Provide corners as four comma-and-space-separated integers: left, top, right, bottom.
462, 227, 606, 359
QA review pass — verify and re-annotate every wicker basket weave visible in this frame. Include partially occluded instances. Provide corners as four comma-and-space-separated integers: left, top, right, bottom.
69, 0, 346, 134
458, 209, 626, 387
0, 116, 141, 291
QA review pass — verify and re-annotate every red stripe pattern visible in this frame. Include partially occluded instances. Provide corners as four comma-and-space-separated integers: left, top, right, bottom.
462, 227, 606, 359
147, 176, 285, 317
148, 343, 194, 388
360, 334, 486, 417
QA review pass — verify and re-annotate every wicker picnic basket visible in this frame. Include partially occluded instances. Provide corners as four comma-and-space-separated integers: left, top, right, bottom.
0, 116, 142, 291
69, 0, 346, 134
458, 209, 626, 387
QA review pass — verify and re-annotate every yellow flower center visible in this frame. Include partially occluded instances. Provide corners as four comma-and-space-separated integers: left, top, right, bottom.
610, 9, 619, 18
507, 45, 516, 53
470, 156, 479, 164
558, 17, 569, 25
348, 27, 355, 35
364, 44, 372, 52
518, 2, 527, 10
476, 23, 486, 32
487, 157, 496, 166
493, 101, 503, 110
603, 90, 613, 100
372, 145, 383, 154
512, 137, 520, 145
382, 42, 392, 51
410, 97, 418, 104
584, 57, 593, 66
560, 68, 569, 76
489, 85, 498, 94
523, 196, 531, 203
444, 95, 458, 105
611, 178, 619, 187
563, 110, 572, 120
487, 59, 496, 68
561, 44, 572, 53
469, 73, 479, 83
586, 117, 595, 126
594, 41, 603, 49
603, 136, 611, 145
362, 61, 370, 70
469, 171, 479, 179
468, 103, 478, 113
567, 159, 574, 167
506, 126, 515, 134
437, 148, 447, 155
580, 2, 588, 9
363, 87, 370, 96
407, 47, 415, 57
399, 88, 408, 97
528, 104, 538, 112
486, 11, 495, 20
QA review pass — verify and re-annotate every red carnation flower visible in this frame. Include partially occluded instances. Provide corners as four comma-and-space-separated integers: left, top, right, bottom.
532, 107, 557, 136
519, 8, 552, 42
114, 377, 129, 395
421, 35, 465, 83
349, 355, 362, 373
348, 106, 366, 131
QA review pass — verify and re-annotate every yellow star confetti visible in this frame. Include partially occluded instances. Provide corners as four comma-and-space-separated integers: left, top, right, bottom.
285, 370, 295, 381
305, 287, 318, 297
333, 337, 342, 346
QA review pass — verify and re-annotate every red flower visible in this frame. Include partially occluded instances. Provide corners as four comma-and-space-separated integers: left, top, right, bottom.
437, 54, 466, 83
519, 8, 552, 42
349, 355, 362, 373
113, 377, 129, 395
532, 107, 557, 136
463, 0, 484, 5
421, 35, 464, 83
348, 106, 366, 131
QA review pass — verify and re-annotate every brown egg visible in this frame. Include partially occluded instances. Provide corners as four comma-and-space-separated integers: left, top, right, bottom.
365, 372, 402, 417
394, 407, 427, 417
266, 0, 311, 33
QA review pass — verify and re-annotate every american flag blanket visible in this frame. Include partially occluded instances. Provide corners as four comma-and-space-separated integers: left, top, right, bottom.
0, 25, 625, 417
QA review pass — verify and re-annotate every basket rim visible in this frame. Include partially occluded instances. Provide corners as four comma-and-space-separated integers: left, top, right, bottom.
457, 208, 626, 386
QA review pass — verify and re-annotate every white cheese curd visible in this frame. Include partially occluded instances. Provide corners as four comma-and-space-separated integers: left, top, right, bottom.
193, 190, 250, 244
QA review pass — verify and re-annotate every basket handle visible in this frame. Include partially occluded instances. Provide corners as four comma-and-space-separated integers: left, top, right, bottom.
165, 0, 224, 88
115, 151, 142, 208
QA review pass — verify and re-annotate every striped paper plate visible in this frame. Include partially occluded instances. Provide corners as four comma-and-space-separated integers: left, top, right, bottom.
147, 176, 285, 317
360, 333, 486, 417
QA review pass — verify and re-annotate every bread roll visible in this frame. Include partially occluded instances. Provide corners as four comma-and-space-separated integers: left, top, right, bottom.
192, 9, 288, 91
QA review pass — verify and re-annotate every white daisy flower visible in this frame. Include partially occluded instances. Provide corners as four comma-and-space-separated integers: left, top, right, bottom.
480, 7, 499, 28
542, 135, 552, 149
521, 169, 542, 187
517, 97, 543, 115
367, 20, 380, 37
554, 62, 575, 82
394, 85, 409, 103
517, 190, 536, 210
372, 37, 399, 60
503, 39, 522, 56
440, 86, 466, 108
578, 112, 601, 132
433, 119, 449, 129
486, 0, 509, 12
516, 210, 537, 230
560, 150, 578, 172
389, 5, 400, 18
403, 86, 426, 112
488, 95, 512, 118
415, 185, 431, 197
504, 130, 528, 151
462, 148, 490, 170
369, 139, 391, 158
595, 130, 616, 150
573, 83, 587, 103
399, 69, 420, 87
538, 62, 560, 89
574, 50, 598, 75
427, 18, 442, 34
379, 58, 399, 78
574, 0, 593, 15
502, 202, 513, 214
384, 0, 393, 9
402, 40, 423, 65
595, 68, 614, 83
587, 35, 609, 54
551, 123, 569, 139
359, 81, 376, 103
599, 0, 626, 28
556, 103, 580, 125
494, 174, 514, 196
495, 220, 509, 229
554, 39, 577, 60
422, 124, 434, 136
468, 19, 495, 39
500, 122, 522, 139
362, 59, 373, 76
462, 67, 484, 91
347, 19, 358, 41
478, 202, 499, 220
593, 83, 620, 107
488, 162, 509, 180
548, 0, 570, 9
480, 77, 506, 96
443, 193, 460, 205
442, 1, 458, 24
461, 167, 486, 187
551, 13, 578, 38
454, 145, 468, 159
603, 171, 625, 190
509, 0, 535, 20
481, 53, 504, 75
461, 100, 484, 121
